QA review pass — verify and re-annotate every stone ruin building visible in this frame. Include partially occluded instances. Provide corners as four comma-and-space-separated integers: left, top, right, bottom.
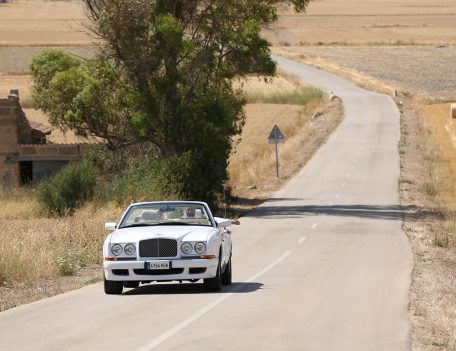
0, 90, 94, 187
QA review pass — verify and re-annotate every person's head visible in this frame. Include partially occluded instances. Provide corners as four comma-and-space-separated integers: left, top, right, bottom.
185, 207, 195, 217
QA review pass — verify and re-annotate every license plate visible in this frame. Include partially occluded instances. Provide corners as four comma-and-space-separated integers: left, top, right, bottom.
146, 261, 170, 270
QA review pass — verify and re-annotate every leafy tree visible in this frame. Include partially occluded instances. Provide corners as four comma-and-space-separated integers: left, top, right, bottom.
31, 0, 309, 203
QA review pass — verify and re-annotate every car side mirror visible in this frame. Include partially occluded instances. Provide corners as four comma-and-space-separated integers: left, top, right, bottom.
105, 222, 117, 231
214, 217, 231, 228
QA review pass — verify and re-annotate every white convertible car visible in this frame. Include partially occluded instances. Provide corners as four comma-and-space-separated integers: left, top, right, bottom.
103, 201, 233, 294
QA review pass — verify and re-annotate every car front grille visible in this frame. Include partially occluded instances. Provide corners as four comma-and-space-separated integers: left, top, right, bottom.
139, 238, 178, 258
133, 268, 184, 275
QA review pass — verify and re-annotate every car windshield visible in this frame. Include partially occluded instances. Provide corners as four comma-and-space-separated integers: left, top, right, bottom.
119, 203, 212, 228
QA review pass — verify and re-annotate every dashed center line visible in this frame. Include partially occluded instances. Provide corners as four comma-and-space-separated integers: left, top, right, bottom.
298, 237, 307, 244
135, 251, 292, 351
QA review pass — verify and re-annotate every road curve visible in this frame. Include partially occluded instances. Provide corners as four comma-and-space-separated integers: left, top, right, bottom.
0, 57, 413, 351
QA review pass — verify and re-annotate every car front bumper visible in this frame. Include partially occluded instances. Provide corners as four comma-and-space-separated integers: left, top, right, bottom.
103, 258, 218, 281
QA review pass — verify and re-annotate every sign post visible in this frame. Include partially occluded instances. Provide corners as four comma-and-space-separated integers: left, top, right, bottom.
268, 124, 285, 178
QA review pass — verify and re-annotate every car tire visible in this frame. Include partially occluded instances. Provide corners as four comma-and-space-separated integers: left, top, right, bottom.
104, 277, 123, 295
203, 255, 222, 292
221, 255, 232, 285
123, 281, 140, 289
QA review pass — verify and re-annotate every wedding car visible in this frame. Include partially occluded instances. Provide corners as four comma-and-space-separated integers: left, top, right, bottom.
103, 201, 233, 294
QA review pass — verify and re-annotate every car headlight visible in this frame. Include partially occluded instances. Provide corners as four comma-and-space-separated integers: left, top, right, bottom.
181, 242, 193, 255
124, 243, 136, 256
194, 242, 206, 254
111, 244, 123, 256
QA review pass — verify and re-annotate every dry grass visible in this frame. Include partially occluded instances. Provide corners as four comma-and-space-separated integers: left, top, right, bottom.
399, 97, 456, 350
229, 100, 321, 189
0, 188, 39, 220
228, 74, 342, 205
0, 200, 122, 288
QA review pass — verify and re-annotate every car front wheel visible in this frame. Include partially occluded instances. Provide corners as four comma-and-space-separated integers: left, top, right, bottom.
222, 255, 232, 285
104, 277, 123, 295
203, 256, 222, 292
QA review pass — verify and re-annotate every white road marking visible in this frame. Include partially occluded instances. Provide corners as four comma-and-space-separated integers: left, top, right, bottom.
135, 251, 292, 351
336, 194, 341, 199
298, 237, 307, 244
351, 166, 355, 170
311, 223, 319, 229
342, 182, 347, 188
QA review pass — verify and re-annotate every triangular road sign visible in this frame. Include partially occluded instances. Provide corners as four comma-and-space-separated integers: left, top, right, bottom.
268, 124, 285, 144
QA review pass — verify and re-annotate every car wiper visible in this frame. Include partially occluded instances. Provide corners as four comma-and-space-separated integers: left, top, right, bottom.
155, 221, 190, 225
120, 223, 159, 229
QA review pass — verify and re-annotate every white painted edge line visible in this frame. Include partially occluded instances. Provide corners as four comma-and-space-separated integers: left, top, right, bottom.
311, 223, 319, 229
136, 251, 293, 351
298, 237, 307, 244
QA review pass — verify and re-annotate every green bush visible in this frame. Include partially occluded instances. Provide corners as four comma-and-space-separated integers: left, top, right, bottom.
37, 157, 96, 216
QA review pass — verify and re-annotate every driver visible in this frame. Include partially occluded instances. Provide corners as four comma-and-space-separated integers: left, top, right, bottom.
184, 207, 196, 218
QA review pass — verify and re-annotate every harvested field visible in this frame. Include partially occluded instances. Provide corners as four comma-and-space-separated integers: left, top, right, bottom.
275, 46, 456, 101
266, 0, 456, 46
0, 46, 94, 74
0, 1, 90, 47
0, 74, 31, 97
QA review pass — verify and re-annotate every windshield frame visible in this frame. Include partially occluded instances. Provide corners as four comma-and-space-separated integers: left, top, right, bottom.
117, 202, 215, 229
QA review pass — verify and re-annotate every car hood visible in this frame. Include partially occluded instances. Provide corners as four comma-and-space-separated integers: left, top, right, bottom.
110, 225, 215, 243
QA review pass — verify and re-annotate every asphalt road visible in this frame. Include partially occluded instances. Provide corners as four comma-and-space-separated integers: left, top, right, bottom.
0, 57, 413, 351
